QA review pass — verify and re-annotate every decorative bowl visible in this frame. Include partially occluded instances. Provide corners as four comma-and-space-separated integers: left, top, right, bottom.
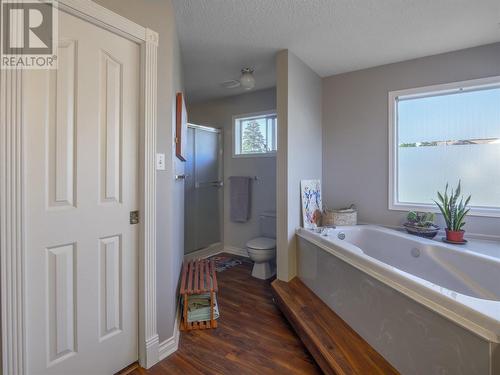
403, 223, 440, 239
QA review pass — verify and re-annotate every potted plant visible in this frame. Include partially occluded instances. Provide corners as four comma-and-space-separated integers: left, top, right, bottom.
404, 211, 439, 238
435, 181, 471, 243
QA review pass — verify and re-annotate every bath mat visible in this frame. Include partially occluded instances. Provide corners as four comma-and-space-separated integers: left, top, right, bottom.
209, 255, 249, 272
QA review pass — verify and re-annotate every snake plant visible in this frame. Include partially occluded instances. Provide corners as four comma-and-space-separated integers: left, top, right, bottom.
435, 181, 471, 231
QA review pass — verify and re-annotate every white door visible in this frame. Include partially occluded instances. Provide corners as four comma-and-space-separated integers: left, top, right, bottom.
24, 9, 140, 375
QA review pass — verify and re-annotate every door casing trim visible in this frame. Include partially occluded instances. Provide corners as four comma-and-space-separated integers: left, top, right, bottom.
0, 0, 160, 372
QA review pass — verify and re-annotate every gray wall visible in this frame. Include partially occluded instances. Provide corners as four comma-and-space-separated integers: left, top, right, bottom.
188, 88, 277, 250
322, 42, 500, 236
94, 0, 184, 342
276, 50, 323, 281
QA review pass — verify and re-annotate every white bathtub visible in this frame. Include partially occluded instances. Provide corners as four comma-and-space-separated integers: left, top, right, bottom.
296, 225, 500, 343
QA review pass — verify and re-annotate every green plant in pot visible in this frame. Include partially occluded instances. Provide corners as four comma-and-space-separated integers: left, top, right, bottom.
404, 211, 439, 238
435, 181, 471, 243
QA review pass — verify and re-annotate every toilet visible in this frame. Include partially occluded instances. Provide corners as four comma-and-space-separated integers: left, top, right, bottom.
246, 211, 276, 279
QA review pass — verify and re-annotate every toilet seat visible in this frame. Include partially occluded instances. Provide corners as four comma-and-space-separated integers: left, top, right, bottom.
246, 237, 276, 250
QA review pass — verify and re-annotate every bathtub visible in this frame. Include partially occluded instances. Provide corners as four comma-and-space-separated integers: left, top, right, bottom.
296, 225, 500, 375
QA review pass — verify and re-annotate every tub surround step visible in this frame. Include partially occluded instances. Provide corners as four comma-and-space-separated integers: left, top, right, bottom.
271, 278, 399, 375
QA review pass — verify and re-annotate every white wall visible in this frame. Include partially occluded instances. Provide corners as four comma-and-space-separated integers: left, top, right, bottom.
276, 50, 323, 281
94, 0, 184, 342
322, 42, 500, 236
188, 88, 277, 250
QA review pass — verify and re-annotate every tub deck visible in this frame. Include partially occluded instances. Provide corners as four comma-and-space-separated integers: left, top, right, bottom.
295, 226, 500, 374
271, 277, 399, 375
296, 226, 500, 343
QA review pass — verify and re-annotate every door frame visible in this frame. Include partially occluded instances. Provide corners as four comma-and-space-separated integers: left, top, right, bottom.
0, 0, 160, 372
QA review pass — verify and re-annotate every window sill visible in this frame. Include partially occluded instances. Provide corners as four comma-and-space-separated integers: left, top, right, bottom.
389, 202, 500, 218
232, 152, 277, 159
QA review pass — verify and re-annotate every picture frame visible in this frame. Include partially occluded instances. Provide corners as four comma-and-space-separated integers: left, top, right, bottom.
301, 179, 322, 229
176, 92, 187, 161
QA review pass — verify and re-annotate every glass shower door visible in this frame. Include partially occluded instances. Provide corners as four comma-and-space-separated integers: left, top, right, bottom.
184, 124, 222, 254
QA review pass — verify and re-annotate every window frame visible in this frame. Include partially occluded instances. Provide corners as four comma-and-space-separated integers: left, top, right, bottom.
388, 75, 500, 218
232, 110, 277, 158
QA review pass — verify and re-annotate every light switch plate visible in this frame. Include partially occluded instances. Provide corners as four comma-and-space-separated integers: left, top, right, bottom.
156, 153, 166, 170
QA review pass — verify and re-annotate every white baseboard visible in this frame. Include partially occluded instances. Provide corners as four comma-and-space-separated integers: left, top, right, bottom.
184, 242, 223, 260
223, 246, 249, 258
143, 334, 160, 368
158, 307, 180, 361
184, 243, 250, 260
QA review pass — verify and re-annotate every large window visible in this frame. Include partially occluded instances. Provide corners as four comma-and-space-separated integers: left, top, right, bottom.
233, 111, 277, 157
389, 76, 500, 217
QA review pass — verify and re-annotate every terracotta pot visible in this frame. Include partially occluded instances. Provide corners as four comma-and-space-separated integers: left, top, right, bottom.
445, 229, 465, 242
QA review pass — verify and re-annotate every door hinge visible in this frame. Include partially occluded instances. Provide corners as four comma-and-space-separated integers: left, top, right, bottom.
130, 210, 139, 224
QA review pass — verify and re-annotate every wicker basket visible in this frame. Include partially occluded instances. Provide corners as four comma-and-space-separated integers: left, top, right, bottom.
323, 206, 357, 226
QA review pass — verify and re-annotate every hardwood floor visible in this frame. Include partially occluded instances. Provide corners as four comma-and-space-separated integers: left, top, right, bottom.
134, 254, 321, 375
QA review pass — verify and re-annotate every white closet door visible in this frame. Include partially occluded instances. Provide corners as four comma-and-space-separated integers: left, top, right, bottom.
24, 9, 140, 375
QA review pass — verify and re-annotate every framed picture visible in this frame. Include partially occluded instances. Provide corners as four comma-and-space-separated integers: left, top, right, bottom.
175, 92, 187, 161
301, 179, 322, 229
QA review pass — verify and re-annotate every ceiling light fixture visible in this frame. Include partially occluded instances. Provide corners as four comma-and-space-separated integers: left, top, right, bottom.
239, 67, 255, 90
221, 79, 241, 89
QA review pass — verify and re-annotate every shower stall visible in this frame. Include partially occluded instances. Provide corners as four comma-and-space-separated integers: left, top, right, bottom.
184, 124, 223, 254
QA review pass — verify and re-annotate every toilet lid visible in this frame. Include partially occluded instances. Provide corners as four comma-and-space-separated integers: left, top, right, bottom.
246, 237, 276, 250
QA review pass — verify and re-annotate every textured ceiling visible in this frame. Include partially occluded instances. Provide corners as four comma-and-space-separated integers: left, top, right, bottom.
173, 0, 500, 103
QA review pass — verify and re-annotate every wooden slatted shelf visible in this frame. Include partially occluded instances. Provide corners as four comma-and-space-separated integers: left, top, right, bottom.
271, 278, 400, 375
180, 259, 218, 331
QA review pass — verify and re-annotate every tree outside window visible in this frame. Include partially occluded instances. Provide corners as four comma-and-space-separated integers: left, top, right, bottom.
242, 120, 267, 153
233, 112, 277, 157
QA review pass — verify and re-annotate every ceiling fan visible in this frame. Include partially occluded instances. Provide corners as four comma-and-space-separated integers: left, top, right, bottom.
221, 67, 255, 90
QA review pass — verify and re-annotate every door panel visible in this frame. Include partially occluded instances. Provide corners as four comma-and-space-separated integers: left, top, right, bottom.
46, 243, 76, 364
100, 51, 123, 204
98, 235, 122, 340
184, 128, 196, 253
194, 129, 222, 248
184, 126, 222, 253
25, 10, 139, 375
48, 39, 76, 209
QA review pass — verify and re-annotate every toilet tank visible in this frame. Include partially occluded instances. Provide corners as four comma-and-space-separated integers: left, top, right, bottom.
259, 211, 276, 238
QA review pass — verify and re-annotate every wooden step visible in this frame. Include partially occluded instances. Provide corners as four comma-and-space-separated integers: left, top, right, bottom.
271, 278, 399, 375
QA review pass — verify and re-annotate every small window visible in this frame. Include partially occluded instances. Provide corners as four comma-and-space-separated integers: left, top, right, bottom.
389, 76, 500, 217
233, 111, 277, 157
